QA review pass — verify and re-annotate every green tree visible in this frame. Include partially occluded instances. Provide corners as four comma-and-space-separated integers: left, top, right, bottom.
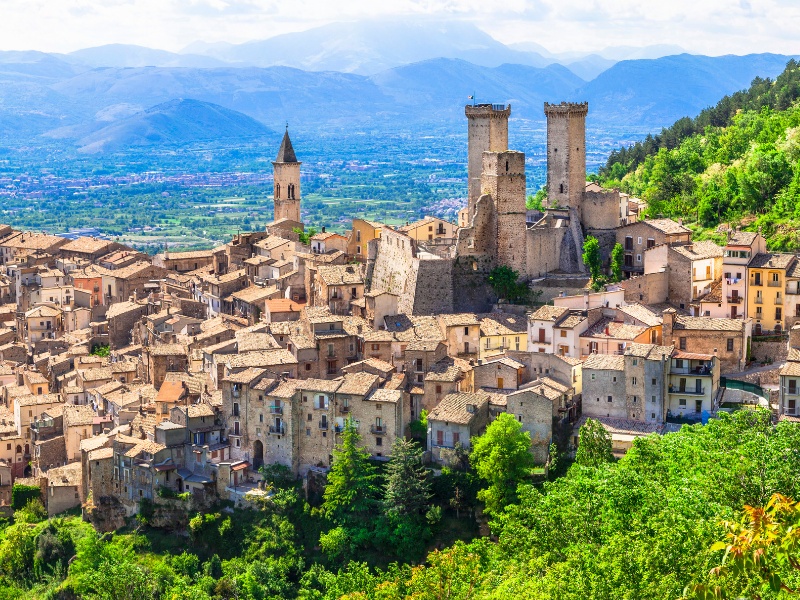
322, 425, 378, 523
575, 418, 613, 468
384, 438, 431, 520
408, 409, 427, 438
293, 226, 318, 245
487, 266, 529, 304
470, 413, 535, 514
526, 187, 546, 211
582, 235, 602, 282
610, 242, 624, 282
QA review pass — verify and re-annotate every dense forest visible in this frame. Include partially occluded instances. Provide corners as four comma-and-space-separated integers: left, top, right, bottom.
2, 410, 799, 599
596, 59, 800, 249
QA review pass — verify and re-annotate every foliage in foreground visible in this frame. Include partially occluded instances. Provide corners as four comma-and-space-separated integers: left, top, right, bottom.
2, 410, 798, 600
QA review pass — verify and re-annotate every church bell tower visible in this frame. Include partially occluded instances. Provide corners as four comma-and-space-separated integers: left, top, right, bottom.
273, 127, 302, 223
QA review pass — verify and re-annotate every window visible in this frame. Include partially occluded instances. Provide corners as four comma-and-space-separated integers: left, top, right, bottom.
652, 378, 656, 385
435, 385, 442, 394
376, 437, 382, 446
306, 429, 311, 436
612, 376, 617, 383
560, 330, 567, 338
305, 363, 311, 371
607, 396, 612, 402
632, 377, 637, 385
679, 399, 687, 407
637, 237, 642, 245
632, 396, 637, 403
651, 396, 656, 403
727, 338, 734, 352
633, 359, 638, 366
453, 432, 460, 444
233, 403, 239, 417
308, 413, 312, 421
776, 307, 782, 320
464, 326, 469, 335
636, 254, 641, 262
679, 337, 687, 350
591, 374, 595, 380
327, 360, 337, 375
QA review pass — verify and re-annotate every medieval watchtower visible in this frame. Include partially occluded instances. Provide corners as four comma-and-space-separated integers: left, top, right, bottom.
544, 102, 588, 214
273, 128, 302, 223
465, 104, 510, 223
480, 150, 527, 275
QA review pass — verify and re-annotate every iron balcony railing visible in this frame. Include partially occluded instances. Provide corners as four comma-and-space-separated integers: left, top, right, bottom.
268, 424, 285, 435
668, 386, 706, 396
269, 406, 282, 414
370, 425, 386, 435
318, 421, 328, 430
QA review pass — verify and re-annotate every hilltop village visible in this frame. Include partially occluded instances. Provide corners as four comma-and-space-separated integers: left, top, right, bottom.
0, 101, 794, 524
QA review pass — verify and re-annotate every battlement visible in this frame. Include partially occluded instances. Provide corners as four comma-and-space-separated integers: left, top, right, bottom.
465, 104, 511, 118
543, 102, 588, 116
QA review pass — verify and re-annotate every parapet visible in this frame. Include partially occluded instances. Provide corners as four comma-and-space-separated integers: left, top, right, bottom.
543, 102, 588, 116
465, 104, 511, 118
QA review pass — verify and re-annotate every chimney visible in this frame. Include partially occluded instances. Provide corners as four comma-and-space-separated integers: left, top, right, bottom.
605, 326, 610, 335
321, 226, 326, 233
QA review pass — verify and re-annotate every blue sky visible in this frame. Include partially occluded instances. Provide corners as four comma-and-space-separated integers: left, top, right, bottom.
1, 0, 798, 55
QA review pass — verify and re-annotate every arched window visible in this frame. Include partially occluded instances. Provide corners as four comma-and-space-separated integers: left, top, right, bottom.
275, 183, 280, 199
755, 323, 762, 334
15, 445, 21, 454
560, 183, 564, 194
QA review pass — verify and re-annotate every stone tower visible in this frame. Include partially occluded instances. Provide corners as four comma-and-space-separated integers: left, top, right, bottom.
544, 102, 588, 212
465, 104, 510, 223
480, 150, 527, 275
272, 128, 302, 223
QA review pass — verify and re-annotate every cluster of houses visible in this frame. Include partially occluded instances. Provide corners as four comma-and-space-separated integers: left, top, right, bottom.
0, 125, 795, 527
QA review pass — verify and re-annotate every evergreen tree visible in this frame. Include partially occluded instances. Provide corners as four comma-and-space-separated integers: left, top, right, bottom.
322, 424, 378, 523
470, 413, 535, 514
384, 438, 431, 519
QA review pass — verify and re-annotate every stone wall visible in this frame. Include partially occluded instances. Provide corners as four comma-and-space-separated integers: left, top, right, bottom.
527, 225, 565, 278
582, 368, 627, 419
582, 188, 621, 231
585, 228, 619, 269
506, 389, 552, 464
751, 340, 788, 364
412, 259, 454, 316
621, 271, 669, 305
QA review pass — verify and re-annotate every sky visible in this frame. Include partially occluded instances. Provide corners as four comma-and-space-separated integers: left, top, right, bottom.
1, 0, 799, 56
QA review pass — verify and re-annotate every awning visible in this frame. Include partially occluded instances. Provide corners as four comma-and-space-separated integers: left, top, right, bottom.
673, 351, 714, 360
231, 461, 250, 471
154, 462, 177, 471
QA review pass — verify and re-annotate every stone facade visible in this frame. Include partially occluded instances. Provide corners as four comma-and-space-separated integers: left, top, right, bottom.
465, 104, 509, 223
544, 102, 587, 212
505, 389, 552, 464
273, 130, 302, 223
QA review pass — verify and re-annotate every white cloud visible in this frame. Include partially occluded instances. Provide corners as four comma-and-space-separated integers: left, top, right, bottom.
0, 0, 797, 55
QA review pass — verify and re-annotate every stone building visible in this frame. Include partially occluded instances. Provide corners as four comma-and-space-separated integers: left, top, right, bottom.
661, 309, 752, 374
427, 391, 490, 465
312, 265, 364, 315
645, 241, 724, 307
618, 219, 692, 278
504, 389, 553, 464
142, 344, 189, 390
746, 252, 796, 334
347, 219, 384, 260
582, 353, 627, 419
153, 250, 214, 273
273, 129, 302, 223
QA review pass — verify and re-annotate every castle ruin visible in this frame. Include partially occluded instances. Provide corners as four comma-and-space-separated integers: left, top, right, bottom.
367, 101, 627, 315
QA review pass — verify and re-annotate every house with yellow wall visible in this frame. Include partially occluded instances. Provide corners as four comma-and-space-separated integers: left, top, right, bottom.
746, 253, 796, 334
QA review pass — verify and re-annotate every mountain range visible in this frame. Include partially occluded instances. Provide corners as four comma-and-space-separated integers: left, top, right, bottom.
0, 19, 795, 153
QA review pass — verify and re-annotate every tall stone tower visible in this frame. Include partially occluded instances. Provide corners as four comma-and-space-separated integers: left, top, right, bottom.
465, 104, 510, 223
272, 128, 302, 223
544, 102, 588, 212
480, 150, 527, 275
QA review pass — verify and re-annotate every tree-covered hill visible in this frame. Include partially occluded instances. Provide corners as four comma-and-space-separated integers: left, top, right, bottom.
597, 59, 800, 249
3, 410, 798, 599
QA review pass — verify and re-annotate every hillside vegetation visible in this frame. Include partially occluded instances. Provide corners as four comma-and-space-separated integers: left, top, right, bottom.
598, 59, 800, 249
2, 410, 798, 599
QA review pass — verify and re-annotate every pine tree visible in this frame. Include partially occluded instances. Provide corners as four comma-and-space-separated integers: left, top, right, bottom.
383, 438, 431, 520
323, 424, 378, 523
610, 243, 624, 282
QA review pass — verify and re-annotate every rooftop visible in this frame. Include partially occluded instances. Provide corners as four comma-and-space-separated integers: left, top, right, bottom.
428, 392, 489, 425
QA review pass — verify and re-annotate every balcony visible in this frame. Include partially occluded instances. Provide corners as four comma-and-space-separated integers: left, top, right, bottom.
318, 421, 328, 430
269, 406, 283, 414
755, 297, 764, 304
751, 281, 763, 287
532, 339, 551, 345
370, 425, 386, 435
668, 386, 706, 396
268, 424, 285, 435
670, 367, 713, 376
339, 405, 350, 414
775, 297, 783, 305
726, 278, 741, 285
228, 428, 242, 437
768, 281, 782, 288
726, 296, 743, 304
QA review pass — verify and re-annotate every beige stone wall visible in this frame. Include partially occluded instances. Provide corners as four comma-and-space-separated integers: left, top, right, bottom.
480, 151, 527, 276
582, 368, 627, 419
273, 162, 301, 222
582, 188, 621, 231
545, 103, 587, 211
506, 390, 552, 464
465, 104, 509, 221
621, 271, 669, 305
